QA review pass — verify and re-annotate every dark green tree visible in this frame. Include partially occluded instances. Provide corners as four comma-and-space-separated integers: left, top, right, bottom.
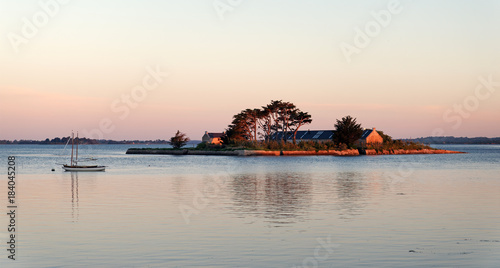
243, 108, 261, 141
227, 110, 258, 141
377, 130, 393, 143
333, 115, 363, 148
275, 101, 296, 142
221, 124, 246, 145
257, 103, 277, 141
290, 111, 312, 144
267, 100, 312, 143
168, 130, 190, 149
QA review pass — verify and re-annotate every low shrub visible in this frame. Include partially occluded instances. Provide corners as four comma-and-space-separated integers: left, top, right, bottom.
366, 140, 433, 151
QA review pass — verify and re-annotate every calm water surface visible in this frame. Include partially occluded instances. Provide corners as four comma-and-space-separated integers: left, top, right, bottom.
0, 144, 499, 267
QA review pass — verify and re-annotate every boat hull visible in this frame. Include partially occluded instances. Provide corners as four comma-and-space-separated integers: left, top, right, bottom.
63, 165, 106, 172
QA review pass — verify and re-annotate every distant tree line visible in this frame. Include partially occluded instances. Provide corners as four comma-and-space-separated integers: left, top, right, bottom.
0, 137, 172, 145
406, 136, 500, 145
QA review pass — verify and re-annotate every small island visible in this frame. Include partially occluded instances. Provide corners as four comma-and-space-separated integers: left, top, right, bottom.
127, 100, 464, 156
126, 148, 463, 156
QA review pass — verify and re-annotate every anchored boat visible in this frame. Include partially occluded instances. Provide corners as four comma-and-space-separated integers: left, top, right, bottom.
62, 132, 106, 172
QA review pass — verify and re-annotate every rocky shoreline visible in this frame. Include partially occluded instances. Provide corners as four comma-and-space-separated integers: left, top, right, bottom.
126, 148, 464, 156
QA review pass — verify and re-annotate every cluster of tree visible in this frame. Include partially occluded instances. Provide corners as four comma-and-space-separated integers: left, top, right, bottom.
221, 101, 375, 148
223, 100, 313, 144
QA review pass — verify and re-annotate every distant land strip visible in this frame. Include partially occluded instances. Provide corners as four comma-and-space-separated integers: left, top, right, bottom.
126, 148, 464, 156
1, 136, 499, 145
405, 136, 500, 145
0, 139, 201, 145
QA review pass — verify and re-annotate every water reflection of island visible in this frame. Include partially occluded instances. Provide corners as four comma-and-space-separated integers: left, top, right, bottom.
229, 173, 313, 225
229, 171, 381, 224
333, 172, 369, 220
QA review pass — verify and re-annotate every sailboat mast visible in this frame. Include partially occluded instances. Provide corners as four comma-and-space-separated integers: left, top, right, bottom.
76, 132, 79, 165
70, 132, 74, 166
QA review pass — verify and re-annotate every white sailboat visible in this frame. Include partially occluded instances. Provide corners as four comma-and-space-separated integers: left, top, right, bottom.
62, 132, 106, 172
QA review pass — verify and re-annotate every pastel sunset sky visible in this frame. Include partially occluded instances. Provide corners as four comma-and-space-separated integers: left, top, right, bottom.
1, 0, 499, 140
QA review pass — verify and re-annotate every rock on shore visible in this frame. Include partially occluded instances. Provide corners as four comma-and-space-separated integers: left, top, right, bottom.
361, 149, 465, 155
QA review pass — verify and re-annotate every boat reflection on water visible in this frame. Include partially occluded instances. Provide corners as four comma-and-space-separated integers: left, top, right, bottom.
70, 172, 79, 222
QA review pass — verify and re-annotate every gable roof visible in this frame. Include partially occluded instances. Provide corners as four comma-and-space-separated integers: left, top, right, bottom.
271, 129, 381, 142
298, 130, 334, 140
360, 129, 373, 140
272, 130, 334, 141
207, 132, 224, 138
